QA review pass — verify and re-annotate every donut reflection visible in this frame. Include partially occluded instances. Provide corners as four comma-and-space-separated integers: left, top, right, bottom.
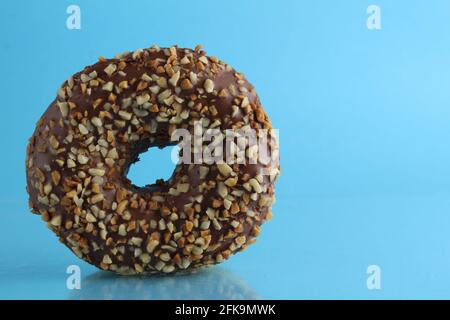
70, 267, 260, 300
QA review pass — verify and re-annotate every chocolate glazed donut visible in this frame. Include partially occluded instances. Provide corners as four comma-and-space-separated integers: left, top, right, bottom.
26, 45, 280, 275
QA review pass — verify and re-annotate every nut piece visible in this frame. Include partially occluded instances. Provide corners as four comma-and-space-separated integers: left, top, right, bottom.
102, 255, 112, 264
217, 163, 233, 177
235, 235, 246, 246
146, 239, 159, 253
249, 178, 262, 193
86, 213, 97, 222
50, 215, 61, 226
88, 168, 105, 177
77, 154, 89, 164
224, 176, 238, 187
102, 81, 114, 91
78, 124, 89, 135
180, 56, 190, 64
51, 171, 61, 186
57, 102, 68, 117
217, 182, 228, 198
169, 71, 180, 87
116, 200, 128, 214
199, 166, 209, 179
177, 183, 190, 193
49, 135, 59, 149
204, 79, 214, 93
104, 64, 117, 77
180, 78, 193, 90
67, 159, 76, 168
118, 110, 132, 121
91, 194, 104, 204
91, 117, 103, 127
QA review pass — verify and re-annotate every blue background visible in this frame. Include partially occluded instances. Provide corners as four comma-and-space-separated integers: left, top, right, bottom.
1, 0, 450, 299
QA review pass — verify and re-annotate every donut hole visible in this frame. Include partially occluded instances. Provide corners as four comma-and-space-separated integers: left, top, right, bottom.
127, 145, 179, 188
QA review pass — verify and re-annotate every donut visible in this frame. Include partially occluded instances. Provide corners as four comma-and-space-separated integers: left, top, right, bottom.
26, 45, 280, 275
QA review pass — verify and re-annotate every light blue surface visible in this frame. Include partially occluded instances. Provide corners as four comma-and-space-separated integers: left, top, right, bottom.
1, 0, 450, 299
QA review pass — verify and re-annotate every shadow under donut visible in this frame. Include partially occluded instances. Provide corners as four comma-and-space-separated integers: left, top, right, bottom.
69, 266, 260, 300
